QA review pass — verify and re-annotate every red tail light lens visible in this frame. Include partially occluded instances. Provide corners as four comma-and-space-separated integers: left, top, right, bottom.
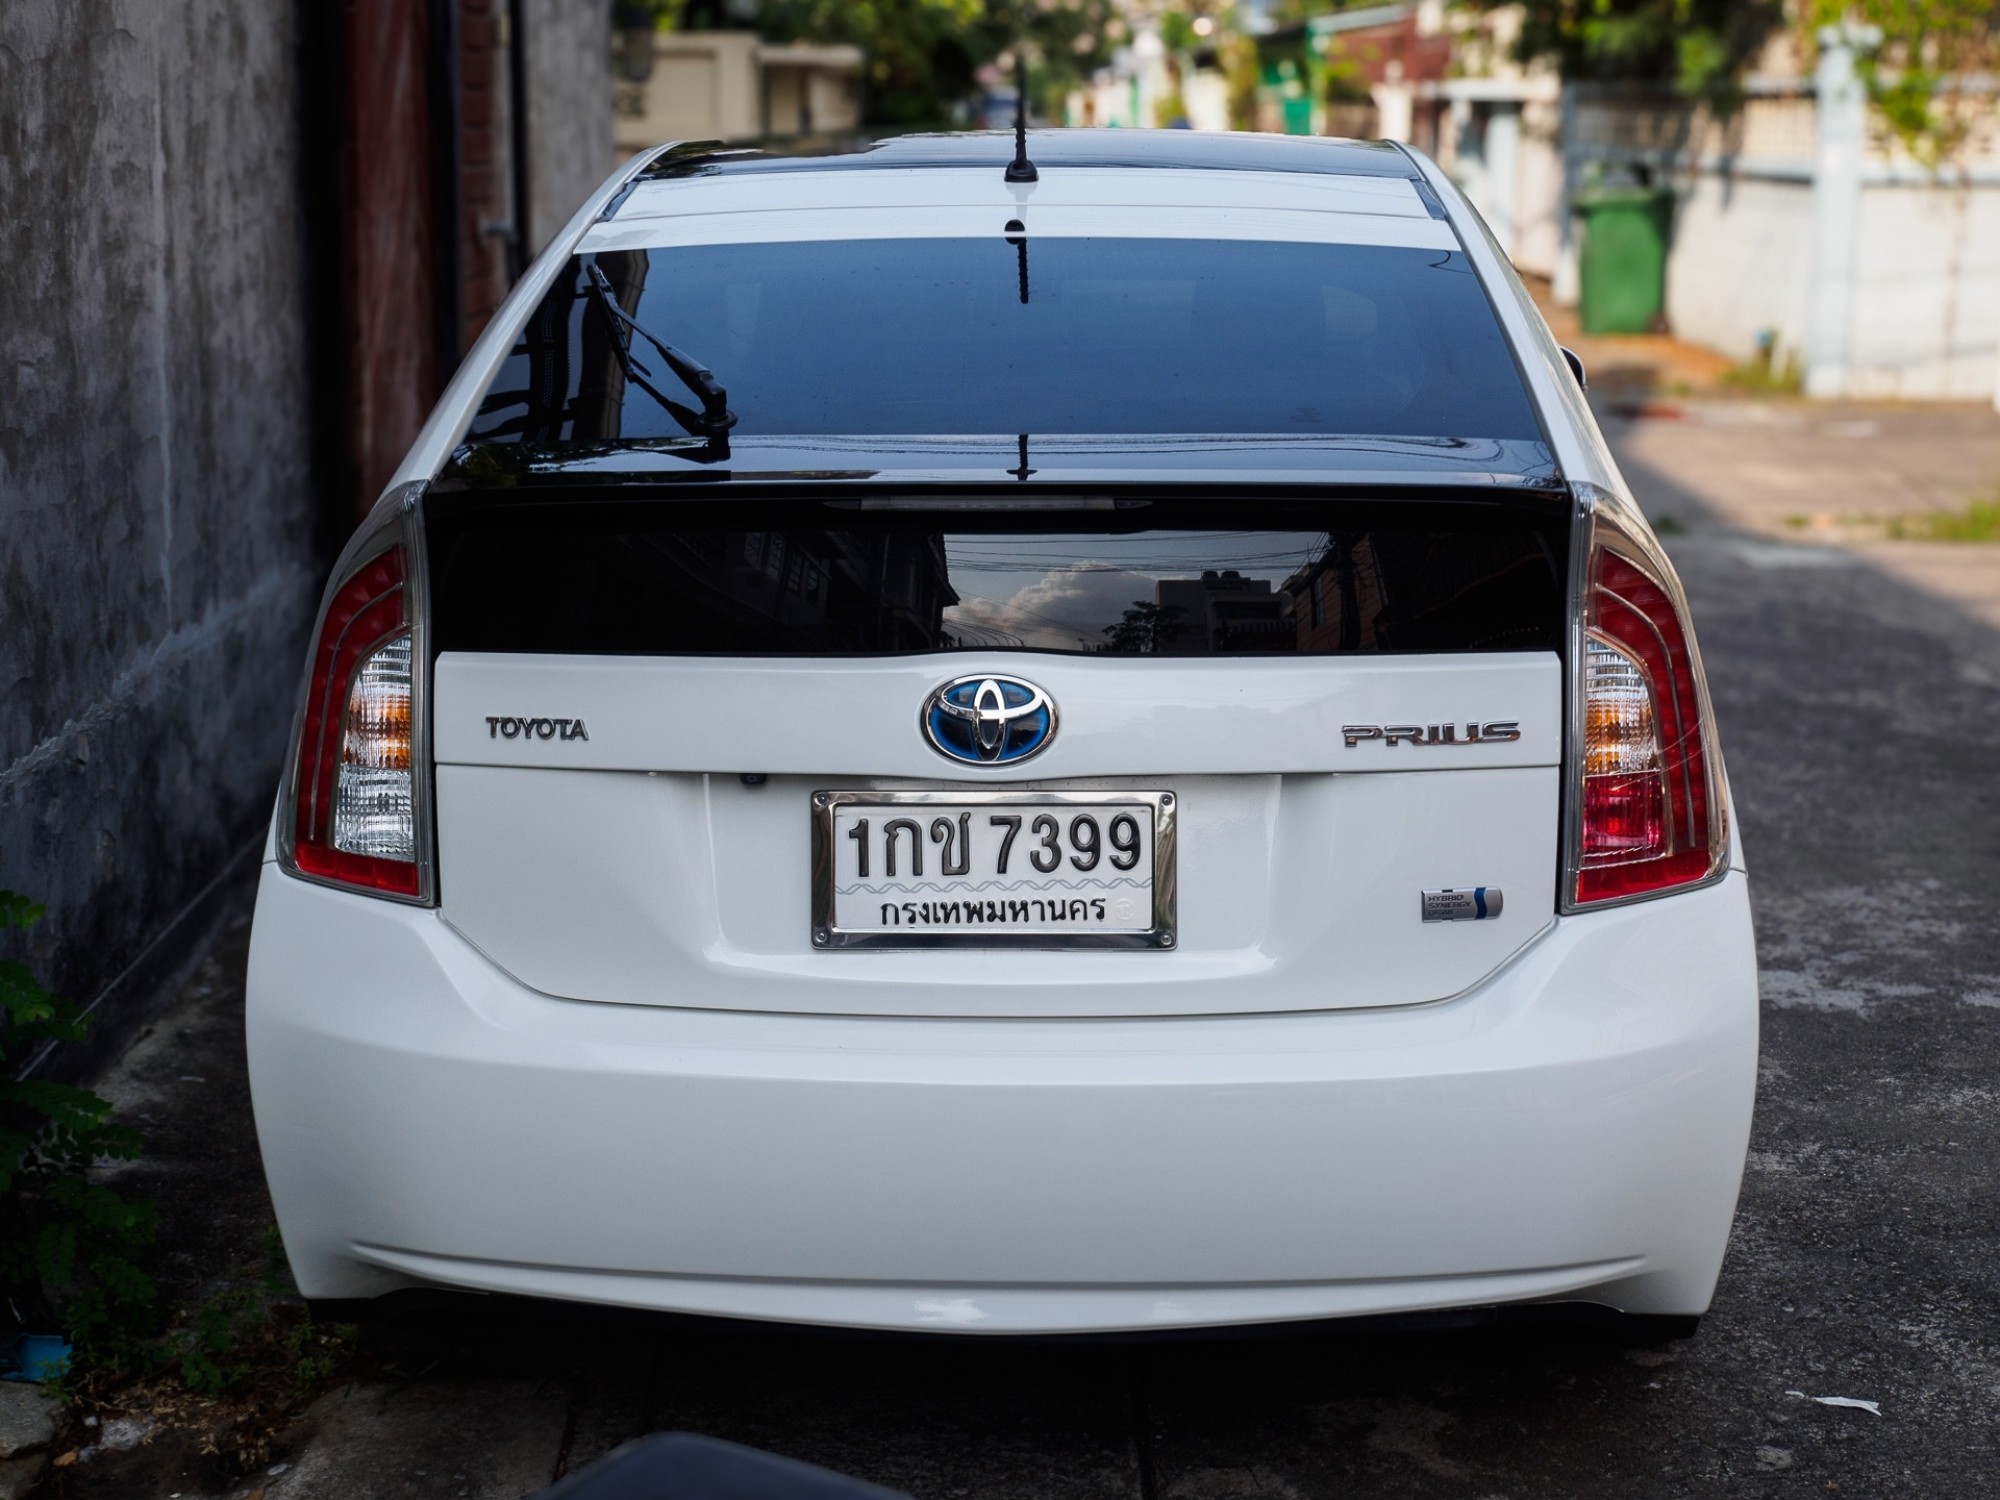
1570, 495, 1726, 906
283, 516, 431, 902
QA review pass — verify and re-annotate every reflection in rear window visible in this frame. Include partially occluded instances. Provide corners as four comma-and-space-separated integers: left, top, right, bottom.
468, 239, 1539, 444
426, 499, 1566, 657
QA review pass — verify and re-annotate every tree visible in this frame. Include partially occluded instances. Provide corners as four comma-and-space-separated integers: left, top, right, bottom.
1102, 600, 1189, 655
1806, 0, 2000, 168
1486, 0, 2000, 165
753, 0, 1117, 125
1481, 0, 1787, 100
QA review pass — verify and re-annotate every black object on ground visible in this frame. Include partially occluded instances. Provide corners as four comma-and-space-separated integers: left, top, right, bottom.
538, 1433, 910, 1500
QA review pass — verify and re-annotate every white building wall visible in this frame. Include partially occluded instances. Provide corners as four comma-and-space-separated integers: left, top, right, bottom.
1662, 168, 2000, 395
1664, 172, 1816, 366
1512, 98, 1565, 277
1846, 182, 2000, 399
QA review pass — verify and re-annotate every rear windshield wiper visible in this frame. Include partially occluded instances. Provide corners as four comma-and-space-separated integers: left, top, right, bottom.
582, 261, 737, 439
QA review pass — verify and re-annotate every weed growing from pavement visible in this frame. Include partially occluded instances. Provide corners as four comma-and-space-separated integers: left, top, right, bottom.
1719, 350, 1804, 395
53, 1228, 359, 1474
5, 891, 358, 1471
1886, 497, 2000, 542
153, 1229, 356, 1401
1781, 499, 2000, 542
0, 889, 157, 1361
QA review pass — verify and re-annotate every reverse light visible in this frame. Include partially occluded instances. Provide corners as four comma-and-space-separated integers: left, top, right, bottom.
1567, 488, 1726, 907
282, 493, 432, 901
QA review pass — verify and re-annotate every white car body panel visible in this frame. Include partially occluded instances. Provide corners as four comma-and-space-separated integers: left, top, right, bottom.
583, 202, 1458, 251
582, 168, 1453, 252
605, 166, 1436, 226
246, 863, 1756, 1330
436, 766, 1557, 1018
433, 651, 1561, 775
432, 651, 1562, 1018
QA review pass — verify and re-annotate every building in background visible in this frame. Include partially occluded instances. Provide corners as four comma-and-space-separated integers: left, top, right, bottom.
1154, 572, 1292, 655
0, 1, 610, 1075
613, 29, 863, 154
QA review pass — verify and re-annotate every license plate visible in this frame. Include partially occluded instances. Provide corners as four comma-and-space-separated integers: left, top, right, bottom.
810, 790, 1177, 950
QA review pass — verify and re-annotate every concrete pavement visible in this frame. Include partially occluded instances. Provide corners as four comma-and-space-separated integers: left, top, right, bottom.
1609, 401, 2000, 637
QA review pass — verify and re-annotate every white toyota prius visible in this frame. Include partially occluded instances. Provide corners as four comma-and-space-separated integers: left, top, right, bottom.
247, 130, 1758, 1338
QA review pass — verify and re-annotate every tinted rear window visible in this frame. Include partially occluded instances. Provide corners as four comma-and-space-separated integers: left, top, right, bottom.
427, 497, 1566, 657
468, 240, 1539, 444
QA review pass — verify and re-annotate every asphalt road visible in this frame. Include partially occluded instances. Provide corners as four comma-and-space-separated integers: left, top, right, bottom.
58, 404, 2000, 1500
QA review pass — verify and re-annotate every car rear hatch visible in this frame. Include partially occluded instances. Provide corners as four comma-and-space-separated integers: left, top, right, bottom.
422, 485, 1569, 1018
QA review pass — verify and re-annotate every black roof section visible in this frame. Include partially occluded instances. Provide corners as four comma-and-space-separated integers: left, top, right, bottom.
615, 129, 1421, 205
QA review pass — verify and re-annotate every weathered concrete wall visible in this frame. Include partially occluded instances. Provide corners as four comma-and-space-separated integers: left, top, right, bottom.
0, 1, 322, 1042
525, 0, 613, 252
1665, 171, 1817, 366
1664, 167, 2000, 395
1849, 181, 2000, 400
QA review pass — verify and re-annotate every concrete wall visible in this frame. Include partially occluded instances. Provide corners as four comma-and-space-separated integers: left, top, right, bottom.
1568, 83, 2000, 398
0, 2, 323, 1041
526, 0, 614, 252
1512, 98, 1565, 279
1665, 172, 1817, 366
1665, 169, 2000, 395
1849, 182, 2000, 400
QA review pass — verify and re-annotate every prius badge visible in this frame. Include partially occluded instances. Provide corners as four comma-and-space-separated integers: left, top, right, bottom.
1342, 721, 1520, 748
922, 676, 1057, 765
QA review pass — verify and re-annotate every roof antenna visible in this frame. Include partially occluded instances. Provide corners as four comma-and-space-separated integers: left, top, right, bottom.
1004, 53, 1038, 183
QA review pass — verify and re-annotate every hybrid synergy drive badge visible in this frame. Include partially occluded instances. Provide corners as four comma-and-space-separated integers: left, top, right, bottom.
921, 675, 1057, 766
1422, 888, 1504, 922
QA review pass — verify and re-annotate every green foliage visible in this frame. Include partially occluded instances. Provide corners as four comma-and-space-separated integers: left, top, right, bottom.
1477, 0, 1787, 100
163, 1266, 353, 1404
612, 0, 678, 28
1, 891, 157, 1355
1804, 0, 2000, 168
1485, 0, 1999, 164
1103, 601, 1190, 654
170, 1251, 359, 1426
752, 0, 1117, 125
1157, 11, 1200, 57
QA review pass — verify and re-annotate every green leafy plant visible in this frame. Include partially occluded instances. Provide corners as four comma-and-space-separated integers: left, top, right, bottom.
1805, 0, 2000, 169
1, 890, 157, 1358
1473, 0, 1789, 102
752, 0, 1117, 126
157, 1227, 354, 1400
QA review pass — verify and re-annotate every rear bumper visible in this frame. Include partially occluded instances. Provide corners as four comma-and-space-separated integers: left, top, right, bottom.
246, 863, 1758, 1333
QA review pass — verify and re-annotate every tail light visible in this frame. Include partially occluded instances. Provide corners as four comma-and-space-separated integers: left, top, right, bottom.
279, 487, 433, 903
1566, 483, 1727, 908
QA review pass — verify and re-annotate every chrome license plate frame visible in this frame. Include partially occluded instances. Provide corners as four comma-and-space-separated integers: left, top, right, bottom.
810, 789, 1177, 951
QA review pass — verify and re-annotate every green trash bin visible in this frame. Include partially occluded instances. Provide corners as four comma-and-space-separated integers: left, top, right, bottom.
1572, 185, 1672, 335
